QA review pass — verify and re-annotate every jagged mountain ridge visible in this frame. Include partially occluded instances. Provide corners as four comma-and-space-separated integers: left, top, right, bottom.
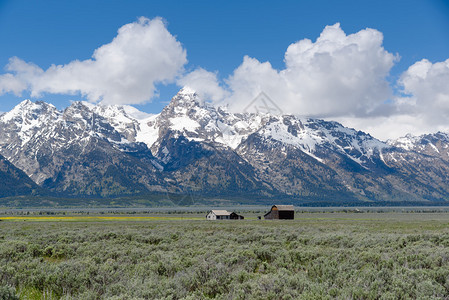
0, 100, 164, 197
0, 87, 448, 204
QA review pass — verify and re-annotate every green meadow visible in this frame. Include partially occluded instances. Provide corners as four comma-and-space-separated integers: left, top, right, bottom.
1, 212, 449, 299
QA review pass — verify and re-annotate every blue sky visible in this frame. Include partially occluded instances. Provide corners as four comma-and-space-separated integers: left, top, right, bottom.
0, 0, 449, 138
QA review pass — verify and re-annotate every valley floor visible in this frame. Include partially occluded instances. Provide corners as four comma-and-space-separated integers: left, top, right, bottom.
1, 212, 449, 299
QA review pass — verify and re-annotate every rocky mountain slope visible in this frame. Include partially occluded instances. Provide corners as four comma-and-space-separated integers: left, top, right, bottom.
1, 88, 449, 204
0, 100, 163, 197
0, 153, 44, 197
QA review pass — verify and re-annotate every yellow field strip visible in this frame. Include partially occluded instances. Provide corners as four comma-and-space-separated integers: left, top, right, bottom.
0, 216, 203, 221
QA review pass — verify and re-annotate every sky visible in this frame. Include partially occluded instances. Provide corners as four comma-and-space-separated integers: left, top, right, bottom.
0, 0, 449, 140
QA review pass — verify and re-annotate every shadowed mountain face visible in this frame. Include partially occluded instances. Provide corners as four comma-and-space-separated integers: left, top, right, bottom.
0, 154, 44, 197
0, 88, 449, 204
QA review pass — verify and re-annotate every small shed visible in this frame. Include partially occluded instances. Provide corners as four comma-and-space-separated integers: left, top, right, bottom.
206, 210, 231, 220
264, 205, 294, 220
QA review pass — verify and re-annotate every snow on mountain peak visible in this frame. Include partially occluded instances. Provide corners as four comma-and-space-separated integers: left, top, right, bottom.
0, 100, 61, 148
1, 99, 57, 123
178, 86, 196, 95
18, 99, 32, 106
388, 133, 420, 150
388, 132, 449, 156
168, 87, 202, 108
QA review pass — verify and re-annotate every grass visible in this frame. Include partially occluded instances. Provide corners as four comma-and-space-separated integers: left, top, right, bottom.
0, 215, 201, 222
1, 212, 449, 299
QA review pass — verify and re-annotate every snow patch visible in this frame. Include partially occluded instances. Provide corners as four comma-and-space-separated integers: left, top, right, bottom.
170, 116, 200, 132
135, 115, 159, 148
122, 105, 153, 120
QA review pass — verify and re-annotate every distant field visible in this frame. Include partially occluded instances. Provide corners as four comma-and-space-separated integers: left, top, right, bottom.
0, 216, 201, 222
1, 212, 449, 299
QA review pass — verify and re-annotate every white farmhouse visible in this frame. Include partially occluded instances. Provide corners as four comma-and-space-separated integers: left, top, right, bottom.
206, 210, 231, 220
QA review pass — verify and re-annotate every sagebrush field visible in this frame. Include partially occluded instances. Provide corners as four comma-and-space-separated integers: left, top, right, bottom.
1, 212, 449, 299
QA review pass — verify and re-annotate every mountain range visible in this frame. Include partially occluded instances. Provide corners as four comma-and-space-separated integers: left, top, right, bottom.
1, 87, 449, 206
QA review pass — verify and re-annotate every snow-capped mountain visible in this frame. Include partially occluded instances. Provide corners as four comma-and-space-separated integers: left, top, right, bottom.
388, 132, 449, 161
89, 87, 390, 166
1, 87, 449, 204
0, 100, 164, 196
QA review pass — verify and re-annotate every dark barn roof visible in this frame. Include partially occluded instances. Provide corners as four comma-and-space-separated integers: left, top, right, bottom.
272, 205, 294, 211
264, 205, 295, 219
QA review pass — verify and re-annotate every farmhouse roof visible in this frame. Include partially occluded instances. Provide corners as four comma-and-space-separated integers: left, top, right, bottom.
211, 210, 231, 216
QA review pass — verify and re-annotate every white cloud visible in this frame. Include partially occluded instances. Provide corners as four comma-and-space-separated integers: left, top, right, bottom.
324, 58, 449, 140
353, 58, 449, 140
0, 73, 27, 96
0, 58, 42, 96
215, 23, 398, 119
225, 56, 289, 111
177, 68, 228, 102
332, 115, 438, 141
397, 58, 449, 124
314, 56, 449, 141
0, 17, 187, 105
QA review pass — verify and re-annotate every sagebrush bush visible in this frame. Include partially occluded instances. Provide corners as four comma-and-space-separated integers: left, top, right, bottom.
0, 285, 19, 300
1, 214, 449, 299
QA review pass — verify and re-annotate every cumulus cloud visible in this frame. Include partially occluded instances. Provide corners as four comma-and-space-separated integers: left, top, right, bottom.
0, 58, 42, 96
397, 58, 449, 124
206, 23, 398, 119
327, 59, 449, 140
0, 73, 27, 96
177, 68, 228, 102
0, 17, 187, 105
332, 115, 433, 141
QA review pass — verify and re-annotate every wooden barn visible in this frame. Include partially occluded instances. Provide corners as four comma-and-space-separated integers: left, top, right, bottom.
206, 210, 244, 220
230, 212, 244, 220
264, 205, 294, 220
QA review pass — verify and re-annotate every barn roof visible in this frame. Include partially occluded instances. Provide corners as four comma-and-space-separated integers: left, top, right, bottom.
273, 205, 294, 211
210, 210, 231, 216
